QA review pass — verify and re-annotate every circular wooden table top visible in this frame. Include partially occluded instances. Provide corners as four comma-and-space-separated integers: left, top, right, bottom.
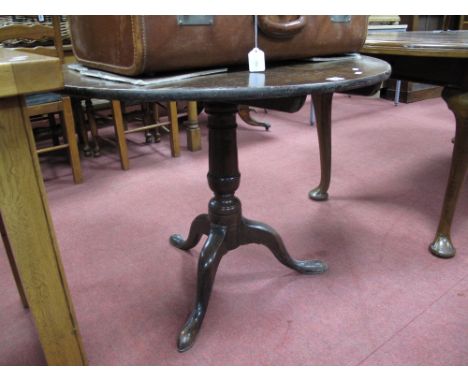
63, 55, 391, 102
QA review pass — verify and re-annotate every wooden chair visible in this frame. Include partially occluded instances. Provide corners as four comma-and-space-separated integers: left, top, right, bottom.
83, 99, 184, 170
0, 16, 82, 183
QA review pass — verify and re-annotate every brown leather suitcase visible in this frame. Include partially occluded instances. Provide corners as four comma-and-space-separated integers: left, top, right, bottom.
69, 15, 369, 76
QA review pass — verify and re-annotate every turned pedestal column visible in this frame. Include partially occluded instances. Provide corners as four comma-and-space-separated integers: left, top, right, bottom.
170, 102, 328, 352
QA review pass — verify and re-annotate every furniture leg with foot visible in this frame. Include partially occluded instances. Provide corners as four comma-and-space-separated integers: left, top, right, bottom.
309, 93, 333, 201
429, 88, 468, 258
170, 103, 327, 352
238, 105, 271, 130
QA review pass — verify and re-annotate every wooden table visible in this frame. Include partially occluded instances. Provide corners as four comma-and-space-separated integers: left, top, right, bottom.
311, 31, 468, 259
0, 48, 86, 365
63, 55, 391, 352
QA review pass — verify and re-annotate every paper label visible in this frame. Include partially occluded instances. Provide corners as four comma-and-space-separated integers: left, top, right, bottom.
248, 48, 265, 72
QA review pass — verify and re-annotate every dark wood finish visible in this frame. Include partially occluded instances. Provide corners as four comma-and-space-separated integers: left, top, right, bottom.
337, 31, 468, 258
147, 103, 162, 143
84, 99, 101, 156
71, 97, 92, 157
364, 31, 468, 257
389, 16, 459, 103
429, 88, 468, 257
309, 93, 333, 201
62, 56, 390, 352
63, 57, 391, 102
170, 103, 327, 352
238, 105, 271, 130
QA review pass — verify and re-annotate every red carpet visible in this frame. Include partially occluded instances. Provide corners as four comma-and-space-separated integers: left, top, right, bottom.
0, 94, 467, 365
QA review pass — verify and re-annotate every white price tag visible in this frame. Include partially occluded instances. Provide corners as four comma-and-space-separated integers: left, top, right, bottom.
248, 47, 265, 73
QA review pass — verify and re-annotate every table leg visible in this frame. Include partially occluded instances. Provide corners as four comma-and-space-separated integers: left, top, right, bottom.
309, 93, 333, 201
238, 105, 271, 130
429, 88, 468, 258
170, 102, 327, 352
186, 101, 202, 151
0, 96, 86, 365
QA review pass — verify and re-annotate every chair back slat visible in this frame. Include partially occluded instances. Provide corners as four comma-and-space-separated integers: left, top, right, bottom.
0, 16, 64, 63
0, 23, 55, 41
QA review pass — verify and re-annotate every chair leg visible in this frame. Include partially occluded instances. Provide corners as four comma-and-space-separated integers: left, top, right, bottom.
0, 212, 29, 309
186, 101, 202, 151
61, 96, 83, 184
168, 101, 181, 157
121, 101, 129, 131
111, 100, 130, 170
85, 99, 101, 157
48, 113, 61, 146
151, 103, 161, 143
142, 103, 160, 143
71, 98, 92, 157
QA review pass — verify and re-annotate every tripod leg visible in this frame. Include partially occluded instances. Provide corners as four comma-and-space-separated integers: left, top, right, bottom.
170, 214, 210, 251
241, 217, 327, 274
178, 226, 227, 352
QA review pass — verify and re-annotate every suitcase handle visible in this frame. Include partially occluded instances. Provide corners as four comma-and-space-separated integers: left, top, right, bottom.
258, 16, 306, 39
